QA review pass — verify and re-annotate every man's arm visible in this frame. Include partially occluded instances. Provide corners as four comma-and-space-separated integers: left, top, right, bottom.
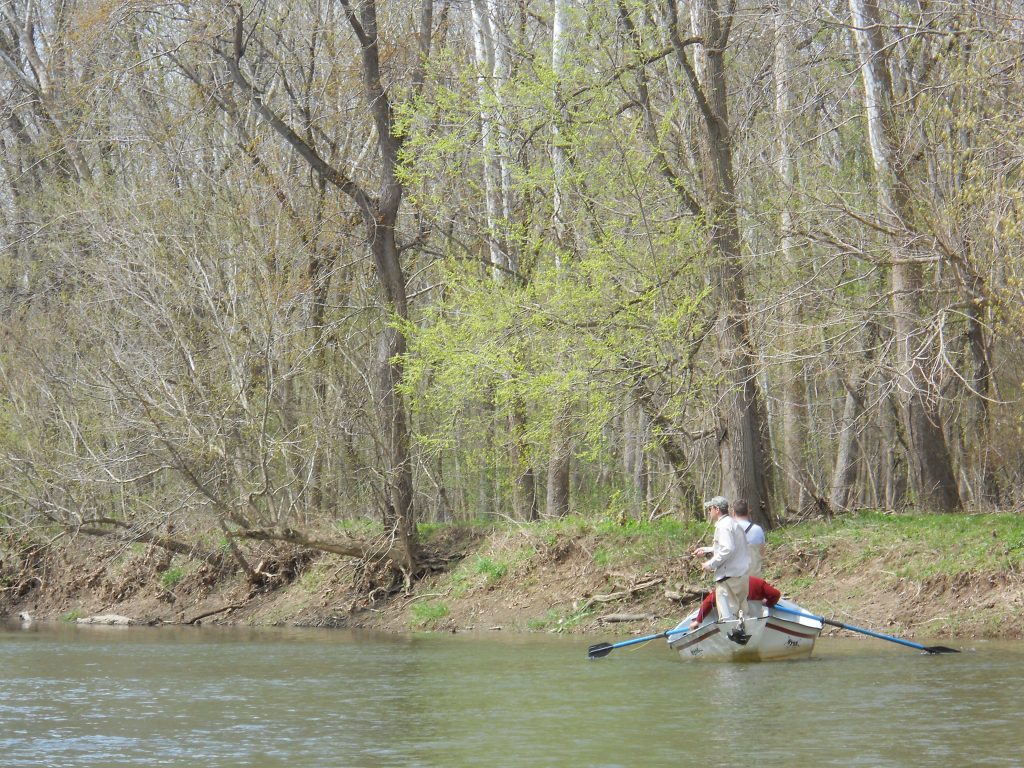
690, 592, 716, 629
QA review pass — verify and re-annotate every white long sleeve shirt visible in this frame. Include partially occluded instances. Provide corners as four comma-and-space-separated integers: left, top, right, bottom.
706, 515, 752, 579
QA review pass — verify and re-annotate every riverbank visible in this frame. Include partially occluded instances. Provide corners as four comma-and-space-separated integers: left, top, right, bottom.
4, 511, 1023, 640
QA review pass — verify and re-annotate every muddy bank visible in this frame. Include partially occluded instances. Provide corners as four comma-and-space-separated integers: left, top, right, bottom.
3, 521, 1023, 640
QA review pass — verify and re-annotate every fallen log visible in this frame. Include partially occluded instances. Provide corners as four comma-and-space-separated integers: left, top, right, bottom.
77, 614, 134, 626
600, 613, 656, 623
664, 584, 707, 603
186, 603, 248, 625
590, 576, 665, 603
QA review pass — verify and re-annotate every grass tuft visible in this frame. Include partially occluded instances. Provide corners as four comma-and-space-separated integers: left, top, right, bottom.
411, 601, 450, 629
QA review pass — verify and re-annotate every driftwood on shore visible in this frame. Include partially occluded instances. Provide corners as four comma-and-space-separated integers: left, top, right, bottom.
664, 584, 708, 603
598, 613, 656, 623
589, 576, 665, 604
185, 603, 248, 624
76, 614, 134, 625
584, 575, 707, 609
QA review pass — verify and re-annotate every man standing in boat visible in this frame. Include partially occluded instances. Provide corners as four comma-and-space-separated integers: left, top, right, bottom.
732, 498, 765, 577
692, 496, 752, 631
689, 576, 781, 630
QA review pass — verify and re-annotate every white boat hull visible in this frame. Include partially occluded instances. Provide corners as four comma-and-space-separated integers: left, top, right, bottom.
666, 599, 823, 662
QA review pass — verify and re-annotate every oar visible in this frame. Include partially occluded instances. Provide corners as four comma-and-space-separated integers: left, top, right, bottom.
587, 628, 681, 659
772, 604, 959, 654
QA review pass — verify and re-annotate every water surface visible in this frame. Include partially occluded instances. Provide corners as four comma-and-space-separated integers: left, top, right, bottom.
1, 624, 1020, 767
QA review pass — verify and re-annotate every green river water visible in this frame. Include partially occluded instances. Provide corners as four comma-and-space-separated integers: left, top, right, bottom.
1, 623, 1021, 767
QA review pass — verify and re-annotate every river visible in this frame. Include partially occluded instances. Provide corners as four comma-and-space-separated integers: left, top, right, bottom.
1, 623, 1021, 767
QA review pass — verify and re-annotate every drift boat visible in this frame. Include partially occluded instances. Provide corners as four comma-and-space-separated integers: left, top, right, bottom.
664, 598, 824, 662
587, 599, 958, 662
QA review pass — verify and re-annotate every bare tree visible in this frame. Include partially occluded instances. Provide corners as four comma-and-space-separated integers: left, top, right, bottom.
669, 0, 774, 526
772, 0, 818, 514
847, 0, 960, 511
470, 0, 538, 520
216, 1, 441, 571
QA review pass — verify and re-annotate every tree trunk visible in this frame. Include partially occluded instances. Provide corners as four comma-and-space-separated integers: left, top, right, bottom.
848, 0, 960, 512
683, 0, 774, 528
546, 408, 572, 517
222, 2, 428, 569
774, 0, 816, 514
509, 396, 539, 520
372, 234, 417, 573
883, 391, 909, 509
545, 0, 572, 518
471, 0, 537, 520
471, 0, 511, 276
829, 379, 862, 511
964, 296, 999, 506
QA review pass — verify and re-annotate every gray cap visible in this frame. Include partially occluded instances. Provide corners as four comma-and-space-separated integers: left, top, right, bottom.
703, 495, 728, 511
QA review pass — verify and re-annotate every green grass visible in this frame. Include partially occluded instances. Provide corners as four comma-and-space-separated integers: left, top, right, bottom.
535, 513, 704, 541
416, 522, 447, 540
786, 575, 816, 591
447, 553, 516, 594
418, 510, 1023, 582
772, 510, 1024, 579
526, 514, 709, 570
349, 510, 1021, 634
472, 556, 509, 584
410, 601, 450, 629
159, 566, 186, 590
298, 563, 329, 592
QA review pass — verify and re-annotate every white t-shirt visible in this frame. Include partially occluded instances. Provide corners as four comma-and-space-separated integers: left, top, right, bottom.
740, 519, 765, 546
739, 519, 765, 576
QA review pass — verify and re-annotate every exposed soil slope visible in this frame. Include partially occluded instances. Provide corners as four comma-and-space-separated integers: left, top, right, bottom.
3, 522, 1022, 641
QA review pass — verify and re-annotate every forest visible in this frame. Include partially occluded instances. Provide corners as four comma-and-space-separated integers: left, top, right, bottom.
1, 0, 1022, 586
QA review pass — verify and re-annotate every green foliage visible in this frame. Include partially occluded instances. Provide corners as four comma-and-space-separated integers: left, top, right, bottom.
298, 564, 329, 593
473, 556, 509, 585
416, 522, 446, 541
159, 566, 186, 590
62, 608, 84, 623
410, 601, 450, 629
774, 511, 1024, 578
398, 25, 715, 519
786, 575, 816, 591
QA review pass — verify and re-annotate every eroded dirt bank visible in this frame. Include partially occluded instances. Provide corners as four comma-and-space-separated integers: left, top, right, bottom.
3, 524, 1023, 640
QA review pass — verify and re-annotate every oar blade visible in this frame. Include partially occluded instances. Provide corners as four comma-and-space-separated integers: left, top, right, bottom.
587, 642, 614, 659
925, 645, 960, 654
